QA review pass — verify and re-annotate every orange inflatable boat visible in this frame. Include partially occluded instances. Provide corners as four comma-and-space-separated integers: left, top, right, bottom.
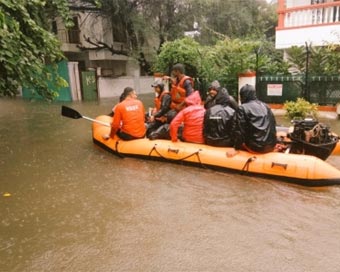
92, 115, 340, 187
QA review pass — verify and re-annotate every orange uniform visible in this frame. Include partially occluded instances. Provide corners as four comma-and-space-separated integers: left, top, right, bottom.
110, 97, 146, 138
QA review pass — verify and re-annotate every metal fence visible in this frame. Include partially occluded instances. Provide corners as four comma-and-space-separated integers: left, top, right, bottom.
256, 75, 340, 105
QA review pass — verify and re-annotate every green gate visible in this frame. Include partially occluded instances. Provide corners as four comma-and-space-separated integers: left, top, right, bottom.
81, 71, 97, 101
22, 60, 72, 101
256, 74, 340, 105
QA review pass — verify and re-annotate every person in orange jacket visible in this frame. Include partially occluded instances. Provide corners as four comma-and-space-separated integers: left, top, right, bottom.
163, 63, 194, 113
147, 79, 172, 138
170, 91, 205, 144
109, 87, 146, 140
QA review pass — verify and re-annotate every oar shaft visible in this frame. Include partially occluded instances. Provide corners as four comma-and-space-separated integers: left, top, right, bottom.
82, 116, 111, 127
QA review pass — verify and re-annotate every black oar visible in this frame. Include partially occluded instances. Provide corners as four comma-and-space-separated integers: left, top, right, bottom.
61, 105, 110, 127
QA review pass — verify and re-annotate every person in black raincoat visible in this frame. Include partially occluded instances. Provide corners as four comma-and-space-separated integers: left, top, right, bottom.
229, 84, 277, 154
204, 80, 238, 111
203, 81, 237, 147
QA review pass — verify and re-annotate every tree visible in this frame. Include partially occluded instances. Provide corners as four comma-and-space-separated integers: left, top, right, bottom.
153, 37, 202, 76
286, 45, 340, 75
0, 0, 72, 99
75, 0, 276, 75
193, 0, 277, 45
153, 36, 289, 98
93, 0, 197, 74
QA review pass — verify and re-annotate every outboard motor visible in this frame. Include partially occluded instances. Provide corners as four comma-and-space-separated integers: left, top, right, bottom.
288, 117, 338, 160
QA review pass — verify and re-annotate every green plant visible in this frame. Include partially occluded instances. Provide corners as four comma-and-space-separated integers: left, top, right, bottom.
283, 98, 318, 120
0, 0, 72, 99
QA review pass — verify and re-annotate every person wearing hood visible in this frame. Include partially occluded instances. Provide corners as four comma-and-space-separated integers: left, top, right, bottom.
170, 91, 205, 144
204, 80, 238, 111
203, 84, 236, 147
228, 84, 277, 155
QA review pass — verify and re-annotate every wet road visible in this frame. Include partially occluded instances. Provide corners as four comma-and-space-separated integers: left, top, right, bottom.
1, 96, 340, 272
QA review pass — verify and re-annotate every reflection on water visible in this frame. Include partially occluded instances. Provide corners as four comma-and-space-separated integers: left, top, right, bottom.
1, 97, 340, 272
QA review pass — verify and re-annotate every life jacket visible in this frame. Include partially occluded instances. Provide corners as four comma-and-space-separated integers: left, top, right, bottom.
154, 90, 170, 111
170, 76, 194, 110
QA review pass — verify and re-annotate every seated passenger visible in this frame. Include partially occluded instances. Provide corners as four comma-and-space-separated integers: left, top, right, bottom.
203, 104, 235, 147
204, 80, 238, 111
170, 91, 205, 144
108, 92, 127, 117
109, 87, 146, 140
229, 84, 277, 155
146, 79, 171, 137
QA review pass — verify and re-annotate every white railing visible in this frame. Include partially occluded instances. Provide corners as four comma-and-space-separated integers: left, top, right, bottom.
278, 2, 340, 29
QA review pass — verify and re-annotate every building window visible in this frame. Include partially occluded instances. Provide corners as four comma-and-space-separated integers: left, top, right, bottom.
68, 17, 80, 44
52, 21, 58, 35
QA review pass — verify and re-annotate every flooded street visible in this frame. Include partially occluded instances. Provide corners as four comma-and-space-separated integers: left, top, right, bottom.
1, 96, 340, 272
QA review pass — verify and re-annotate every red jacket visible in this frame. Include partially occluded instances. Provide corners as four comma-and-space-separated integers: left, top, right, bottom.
111, 97, 146, 138
170, 91, 205, 143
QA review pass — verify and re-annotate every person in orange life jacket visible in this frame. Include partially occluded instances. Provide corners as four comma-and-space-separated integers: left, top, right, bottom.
170, 91, 205, 144
163, 63, 194, 113
109, 87, 146, 140
146, 79, 172, 137
227, 84, 277, 157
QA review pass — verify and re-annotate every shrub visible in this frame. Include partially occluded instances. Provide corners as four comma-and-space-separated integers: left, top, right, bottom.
283, 98, 318, 120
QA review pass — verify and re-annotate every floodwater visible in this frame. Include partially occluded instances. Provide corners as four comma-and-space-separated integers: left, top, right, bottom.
1, 95, 340, 272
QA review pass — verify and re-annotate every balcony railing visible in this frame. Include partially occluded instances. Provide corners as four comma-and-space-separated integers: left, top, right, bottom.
277, 2, 340, 29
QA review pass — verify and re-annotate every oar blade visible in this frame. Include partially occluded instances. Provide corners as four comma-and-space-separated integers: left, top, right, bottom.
61, 105, 83, 119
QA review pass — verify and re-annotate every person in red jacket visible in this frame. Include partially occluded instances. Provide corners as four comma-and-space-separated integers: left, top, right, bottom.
109, 87, 146, 140
170, 91, 205, 144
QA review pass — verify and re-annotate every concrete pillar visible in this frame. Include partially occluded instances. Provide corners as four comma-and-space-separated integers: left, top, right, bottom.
67, 62, 82, 101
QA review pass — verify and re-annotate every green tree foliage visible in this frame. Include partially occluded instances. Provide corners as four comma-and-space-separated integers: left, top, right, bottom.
286, 45, 340, 75
153, 37, 203, 76
153, 37, 289, 97
97, 0, 198, 52
192, 0, 277, 45
95, 0, 277, 58
202, 38, 289, 96
0, 0, 71, 99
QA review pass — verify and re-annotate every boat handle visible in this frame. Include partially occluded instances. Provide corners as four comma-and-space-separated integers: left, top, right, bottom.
168, 148, 179, 154
271, 162, 288, 170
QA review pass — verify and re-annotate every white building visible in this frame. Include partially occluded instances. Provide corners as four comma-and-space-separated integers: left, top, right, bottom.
53, 2, 153, 100
275, 0, 340, 49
